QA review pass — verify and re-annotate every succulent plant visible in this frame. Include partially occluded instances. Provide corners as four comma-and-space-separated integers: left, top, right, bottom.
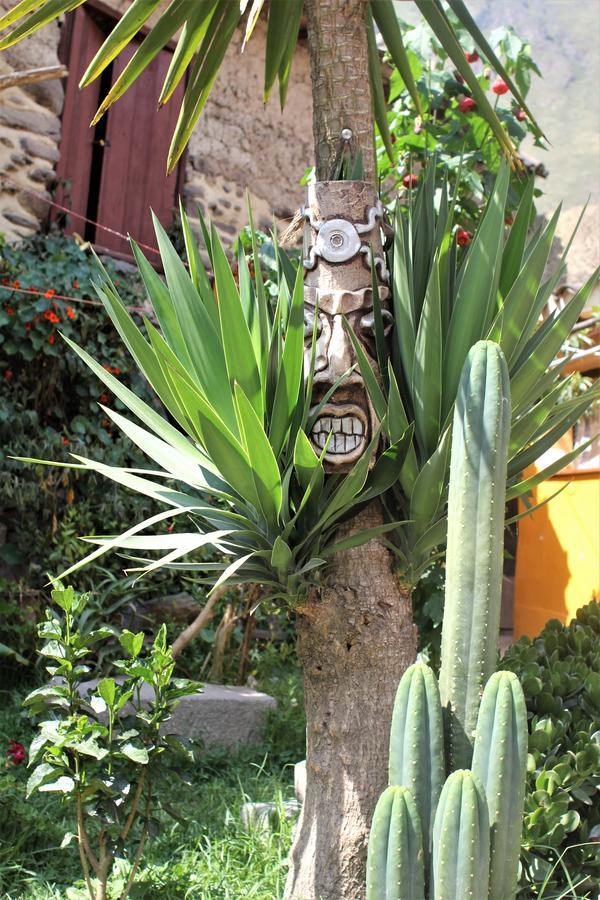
367, 341, 529, 900
388, 662, 445, 866
366, 785, 425, 900
431, 769, 490, 899
472, 671, 528, 900
438, 340, 511, 770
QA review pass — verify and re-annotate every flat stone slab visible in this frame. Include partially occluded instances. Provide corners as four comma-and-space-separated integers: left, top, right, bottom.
78, 680, 277, 749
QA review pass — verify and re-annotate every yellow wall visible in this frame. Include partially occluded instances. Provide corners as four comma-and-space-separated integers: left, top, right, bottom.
514, 471, 600, 638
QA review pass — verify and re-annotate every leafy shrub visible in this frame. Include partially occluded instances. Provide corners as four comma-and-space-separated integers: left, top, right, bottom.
501, 600, 600, 896
24, 581, 200, 898
378, 21, 543, 233
0, 230, 154, 576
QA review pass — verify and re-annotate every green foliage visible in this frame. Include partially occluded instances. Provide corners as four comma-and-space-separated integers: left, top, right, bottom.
27, 208, 411, 604
439, 341, 511, 770
0, 231, 157, 578
376, 162, 599, 580
24, 580, 201, 898
0, 1, 535, 174
0, 639, 303, 898
501, 601, 600, 897
378, 18, 543, 233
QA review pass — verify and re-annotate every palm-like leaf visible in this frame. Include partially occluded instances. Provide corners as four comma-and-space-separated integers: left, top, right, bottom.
17, 206, 412, 603
352, 162, 599, 581
0, 0, 539, 172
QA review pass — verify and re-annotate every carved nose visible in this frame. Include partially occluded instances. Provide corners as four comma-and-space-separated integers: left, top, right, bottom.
317, 315, 354, 382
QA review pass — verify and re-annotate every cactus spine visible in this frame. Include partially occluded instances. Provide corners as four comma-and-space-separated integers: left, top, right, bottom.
366, 786, 425, 900
438, 341, 511, 769
388, 663, 445, 866
431, 770, 490, 900
472, 671, 528, 900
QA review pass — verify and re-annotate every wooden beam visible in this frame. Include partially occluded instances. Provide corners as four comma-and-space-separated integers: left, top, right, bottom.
0, 64, 68, 91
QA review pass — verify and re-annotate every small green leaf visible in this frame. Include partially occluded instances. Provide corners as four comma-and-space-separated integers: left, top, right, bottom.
120, 742, 149, 764
97, 678, 116, 709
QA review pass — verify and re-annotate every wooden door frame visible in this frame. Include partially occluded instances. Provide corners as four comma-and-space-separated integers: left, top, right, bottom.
55, 0, 187, 264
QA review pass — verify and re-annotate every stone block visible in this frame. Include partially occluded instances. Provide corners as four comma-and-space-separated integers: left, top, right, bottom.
240, 800, 301, 832
0, 105, 60, 137
78, 679, 277, 749
294, 759, 307, 804
20, 135, 60, 164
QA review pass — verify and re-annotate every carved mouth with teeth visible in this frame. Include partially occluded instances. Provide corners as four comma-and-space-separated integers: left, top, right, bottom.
309, 403, 368, 464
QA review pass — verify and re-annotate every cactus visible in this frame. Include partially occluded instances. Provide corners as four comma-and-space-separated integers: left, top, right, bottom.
388, 662, 445, 866
438, 341, 511, 769
366, 785, 425, 900
431, 770, 490, 900
472, 671, 528, 900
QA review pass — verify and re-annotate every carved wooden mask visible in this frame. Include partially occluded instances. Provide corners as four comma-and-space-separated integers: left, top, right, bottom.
303, 182, 392, 472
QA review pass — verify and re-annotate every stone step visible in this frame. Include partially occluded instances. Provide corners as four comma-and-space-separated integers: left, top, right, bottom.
78, 679, 277, 749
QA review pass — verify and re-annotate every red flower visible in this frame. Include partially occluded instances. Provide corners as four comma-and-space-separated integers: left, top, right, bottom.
4, 369, 13, 382
99, 393, 109, 405
66, 306, 76, 320
44, 289, 56, 299
456, 229, 471, 246
465, 50, 479, 63
44, 310, 60, 324
6, 305, 15, 316
48, 334, 55, 345
25, 322, 31, 332
61, 435, 69, 446
402, 173, 418, 188
504, 215, 514, 226
515, 108, 527, 122
11, 280, 20, 289
492, 76, 509, 95
7, 740, 25, 765
459, 97, 477, 113
72, 279, 79, 289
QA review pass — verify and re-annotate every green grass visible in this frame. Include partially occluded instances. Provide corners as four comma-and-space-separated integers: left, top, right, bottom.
0, 651, 305, 899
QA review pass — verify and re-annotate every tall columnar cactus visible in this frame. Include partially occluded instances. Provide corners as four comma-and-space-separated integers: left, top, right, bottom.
472, 671, 528, 900
366, 786, 425, 900
438, 341, 511, 769
366, 340, 526, 900
431, 770, 490, 900
388, 662, 445, 866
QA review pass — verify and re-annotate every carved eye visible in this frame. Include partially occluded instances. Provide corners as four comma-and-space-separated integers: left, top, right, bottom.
360, 309, 394, 338
304, 309, 323, 340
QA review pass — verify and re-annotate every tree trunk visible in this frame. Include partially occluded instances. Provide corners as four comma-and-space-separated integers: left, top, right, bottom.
286, 6, 418, 896
304, 0, 375, 181
285, 506, 417, 899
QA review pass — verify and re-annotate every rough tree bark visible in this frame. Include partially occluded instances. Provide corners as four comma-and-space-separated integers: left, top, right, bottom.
304, 0, 376, 182
284, 9, 418, 892
286, 507, 417, 900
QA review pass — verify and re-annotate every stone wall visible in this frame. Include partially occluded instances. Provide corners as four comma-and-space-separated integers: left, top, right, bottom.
0, 4, 313, 243
0, 0, 63, 238
182, 19, 313, 241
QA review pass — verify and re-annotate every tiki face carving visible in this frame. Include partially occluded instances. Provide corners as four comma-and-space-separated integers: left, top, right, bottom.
304, 285, 393, 469
302, 181, 391, 472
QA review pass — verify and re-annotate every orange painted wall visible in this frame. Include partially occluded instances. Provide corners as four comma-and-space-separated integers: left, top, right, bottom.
514, 471, 600, 638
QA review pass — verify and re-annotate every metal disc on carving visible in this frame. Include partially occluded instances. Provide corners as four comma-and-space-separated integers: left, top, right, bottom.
315, 219, 361, 263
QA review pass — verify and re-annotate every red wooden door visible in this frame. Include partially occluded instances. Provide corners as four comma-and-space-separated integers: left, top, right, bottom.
55, 10, 104, 228
57, 6, 184, 257
96, 42, 184, 254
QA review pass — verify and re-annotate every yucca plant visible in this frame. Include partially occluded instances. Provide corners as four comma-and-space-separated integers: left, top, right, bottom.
353, 161, 600, 581
0, 0, 542, 174
20, 202, 412, 602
